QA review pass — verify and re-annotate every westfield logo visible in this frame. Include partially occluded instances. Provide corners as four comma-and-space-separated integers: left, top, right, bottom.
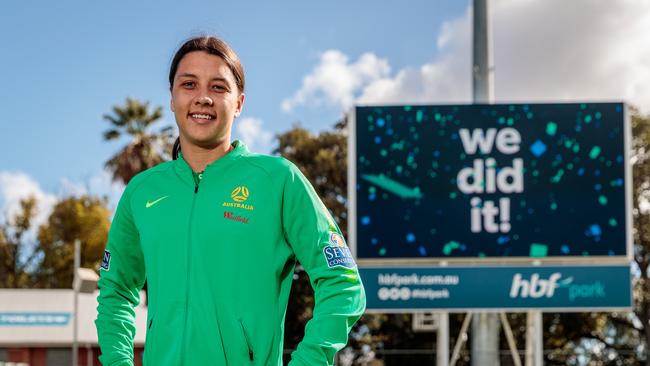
223, 211, 249, 224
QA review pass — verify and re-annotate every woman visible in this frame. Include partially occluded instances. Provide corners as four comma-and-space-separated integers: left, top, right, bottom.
95, 36, 366, 366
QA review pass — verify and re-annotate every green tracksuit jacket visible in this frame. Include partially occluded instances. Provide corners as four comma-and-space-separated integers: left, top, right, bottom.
95, 140, 366, 366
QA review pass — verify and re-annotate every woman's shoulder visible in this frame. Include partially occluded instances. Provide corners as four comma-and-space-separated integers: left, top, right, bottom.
239, 150, 296, 173
124, 160, 176, 192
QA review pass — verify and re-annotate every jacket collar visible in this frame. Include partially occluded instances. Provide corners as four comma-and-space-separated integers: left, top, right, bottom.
173, 140, 248, 186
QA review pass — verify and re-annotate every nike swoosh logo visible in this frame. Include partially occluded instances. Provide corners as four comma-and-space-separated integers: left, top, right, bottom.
145, 195, 169, 208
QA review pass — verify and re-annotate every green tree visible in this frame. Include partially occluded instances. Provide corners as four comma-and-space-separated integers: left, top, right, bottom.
0, 197, 39, 288
629, 109, 650, 365
103, 97, 175, 184
275, 123, 348, 235
33, 195, 111, 288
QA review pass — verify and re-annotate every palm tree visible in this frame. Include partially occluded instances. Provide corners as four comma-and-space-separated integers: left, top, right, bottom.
103, 97, 175, 184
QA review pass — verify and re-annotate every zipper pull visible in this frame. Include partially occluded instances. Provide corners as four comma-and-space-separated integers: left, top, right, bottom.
249, 351, 254, 361
194, 184, 199, 193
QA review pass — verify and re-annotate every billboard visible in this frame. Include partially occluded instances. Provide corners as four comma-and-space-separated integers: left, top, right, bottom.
360, 265, 632, 312
350, 103, 630, 260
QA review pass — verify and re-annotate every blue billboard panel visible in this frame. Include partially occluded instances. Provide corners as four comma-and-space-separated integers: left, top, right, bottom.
361, 265, 632, 311
354, 103, 628, 259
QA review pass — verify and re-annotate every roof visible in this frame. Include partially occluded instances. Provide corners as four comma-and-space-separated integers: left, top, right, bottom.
0, 289, 148, 346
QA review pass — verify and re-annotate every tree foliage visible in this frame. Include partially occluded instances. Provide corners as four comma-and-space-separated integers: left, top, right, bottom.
0, 197, 39, 288
0, 195, 110, 289
276, 125, 348, 236
103, 97, 175, 184
33, 195, 111, 288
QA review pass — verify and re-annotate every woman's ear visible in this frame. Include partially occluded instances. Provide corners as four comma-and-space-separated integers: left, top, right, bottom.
234, 93, 245, 118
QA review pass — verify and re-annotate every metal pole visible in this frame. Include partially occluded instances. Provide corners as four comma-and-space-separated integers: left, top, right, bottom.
87, 343, 93, 366
472, 0, 493, 103
525, 311, 543, 366
526, 310, 544, 366
525, 311, 533, 366
499, 312, 522, 366
450, 312, 473, 366
72, 239, 80, 366
534, 311, 543, 366
471, 0, 498, 365
437, 312, 449, 366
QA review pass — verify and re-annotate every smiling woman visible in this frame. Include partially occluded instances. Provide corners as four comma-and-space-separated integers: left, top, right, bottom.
94, 35, 366, 366
168, 37, 246, 172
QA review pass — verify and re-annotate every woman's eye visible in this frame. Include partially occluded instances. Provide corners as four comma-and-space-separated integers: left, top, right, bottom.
182, 81, 195, 88
212, 85, 226, 91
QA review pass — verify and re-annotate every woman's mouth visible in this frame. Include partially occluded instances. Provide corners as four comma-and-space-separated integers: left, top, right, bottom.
189, 113, 216, 124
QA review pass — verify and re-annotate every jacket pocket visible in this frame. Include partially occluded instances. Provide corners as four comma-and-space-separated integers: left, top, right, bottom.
238, 318, 254, 362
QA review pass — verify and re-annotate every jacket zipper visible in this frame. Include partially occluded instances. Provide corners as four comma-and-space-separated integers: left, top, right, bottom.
180, 181, 199, 365
239, 319, 254, 361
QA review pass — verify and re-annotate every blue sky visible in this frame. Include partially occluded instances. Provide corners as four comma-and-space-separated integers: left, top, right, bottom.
1, 0, 649, 224
0, 0, 467, 194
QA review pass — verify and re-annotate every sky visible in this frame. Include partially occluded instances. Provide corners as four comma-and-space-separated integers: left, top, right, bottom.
1, 0, 649, 232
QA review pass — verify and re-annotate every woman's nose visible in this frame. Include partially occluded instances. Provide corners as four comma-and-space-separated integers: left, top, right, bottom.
195, 96, 213, 106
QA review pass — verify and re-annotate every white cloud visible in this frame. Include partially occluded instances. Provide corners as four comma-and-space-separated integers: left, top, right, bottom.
281, 50, 391, 112
235, 117, 275, 154
286, 1, 650, 112
359, 7, 471, 105
0, 171, 58, 235
0, 169, 125, 234
491, 0, 650, 109
59, 169, 125, 211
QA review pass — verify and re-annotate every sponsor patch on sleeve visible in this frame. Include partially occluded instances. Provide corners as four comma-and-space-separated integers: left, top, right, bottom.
323, 231, 356, 269
100, 250, 111, 271
329, 232, 346, 247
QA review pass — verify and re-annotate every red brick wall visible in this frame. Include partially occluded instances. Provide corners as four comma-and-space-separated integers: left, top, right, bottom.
7, 347, 46, 366
6, 346, 144, 366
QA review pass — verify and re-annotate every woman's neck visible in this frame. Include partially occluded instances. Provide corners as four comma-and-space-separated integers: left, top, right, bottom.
180, 138, 233, 173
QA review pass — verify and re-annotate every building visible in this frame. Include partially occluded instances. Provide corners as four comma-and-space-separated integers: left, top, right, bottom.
0, 289, 147, 366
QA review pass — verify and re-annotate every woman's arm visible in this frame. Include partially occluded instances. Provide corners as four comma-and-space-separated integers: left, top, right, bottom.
281, 160, 366, 366
95, 182, 146, 366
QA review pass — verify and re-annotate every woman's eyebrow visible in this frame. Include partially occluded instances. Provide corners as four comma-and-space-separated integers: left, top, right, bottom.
176, 72, 197, 79
176, 73, 229, 84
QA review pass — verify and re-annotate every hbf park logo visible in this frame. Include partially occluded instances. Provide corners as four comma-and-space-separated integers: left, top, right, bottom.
223, 186, 254, 211
509, 272, 606, 302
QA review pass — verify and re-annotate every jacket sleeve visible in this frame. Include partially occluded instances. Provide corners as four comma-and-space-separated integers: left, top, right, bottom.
282, 160, 366, 366
94, 181, 146, 366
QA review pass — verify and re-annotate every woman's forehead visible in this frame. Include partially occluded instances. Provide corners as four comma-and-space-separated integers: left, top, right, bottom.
176, 51, 234, 80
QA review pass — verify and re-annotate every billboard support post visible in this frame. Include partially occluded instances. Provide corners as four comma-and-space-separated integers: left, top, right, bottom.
525, 311, 543, 366
437, 312, 449, 366
500, 312, 523, 366
472, 0, 499, 363
450, 313, 473, 366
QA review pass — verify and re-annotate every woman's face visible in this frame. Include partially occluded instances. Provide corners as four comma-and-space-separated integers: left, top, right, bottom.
171, 51, 244, 150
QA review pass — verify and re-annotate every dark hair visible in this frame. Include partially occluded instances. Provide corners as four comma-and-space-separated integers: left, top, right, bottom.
169, 36, 245, 160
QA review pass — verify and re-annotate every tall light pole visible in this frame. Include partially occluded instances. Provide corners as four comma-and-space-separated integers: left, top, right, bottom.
73, 239, 80, 366
72, 239, 99, 366
471, 0, 500, 365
